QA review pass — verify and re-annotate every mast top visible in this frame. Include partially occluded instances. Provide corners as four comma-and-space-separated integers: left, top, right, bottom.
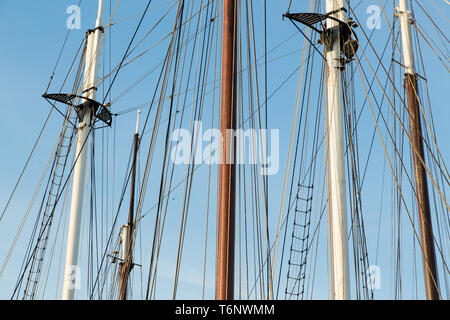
96, 0, 104, 28
135, 109, 141, 135
284, 9, 359, 61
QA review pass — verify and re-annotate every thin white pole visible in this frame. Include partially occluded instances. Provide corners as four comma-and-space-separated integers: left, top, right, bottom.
397, 0, 415, 75
325, 0, 350, 300
135, 109, 141, 134
62, 0, 104, 300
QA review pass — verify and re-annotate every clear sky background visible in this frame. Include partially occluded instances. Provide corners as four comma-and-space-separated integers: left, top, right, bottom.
0, 0, 448, 300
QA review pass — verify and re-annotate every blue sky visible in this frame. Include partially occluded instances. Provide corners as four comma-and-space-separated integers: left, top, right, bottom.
0, 0, 448, 300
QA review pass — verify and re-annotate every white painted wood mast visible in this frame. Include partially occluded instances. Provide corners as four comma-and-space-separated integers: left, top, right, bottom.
325, 0, 350, 300
62, 0, 104, 300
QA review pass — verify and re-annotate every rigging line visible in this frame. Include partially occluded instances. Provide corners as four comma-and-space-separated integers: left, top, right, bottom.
203, 0, 221, 298
121, 46, 171, 235
67, 0, 119, 98
1, 27, 86, 227
11, 125, 67, 298
352, 0, 365, 11
340, 11, 445, 276
2, 110, 76, 289
241, 5, 265, 297
413, 21, 449, 71
136, 57, 309, 224
279, 33, 317, 299
13, 105, 92, 295
45, 0, 83, 93
359, 34, 397, 186
286, 0, 293, 13
294, 44, 324, 300
263, 0, 268, 208
245, 0, 271, 298
414, 17, 450, 296
254, 0, 273, 298
176, 0, 217, 296
23, 118, 77, 299
416, 23, 450, 222
55, 136, 77, 299
356, 43, 450, 278
251, 200, 329, 299
345, 1, 450, 210
112, 27, 302, 116
11, 114, 96, 298
94, 0, 214, 102
148, 0, 185, 299
290, 50, 321, 300
412, 17, 449, 64
105, 0, 176, 29
237, 27, 247, 298
288, 18, 327, 62
337, 0, 447, 297
409, 1, 448, 61
343, 68, 373, 300
88, 130, 136, 299
352, 49, 447, 297
413, 0, 450, 45
111, 0, 186, 300
171, 0, 215, 298
376, 0, 404, 63
401, 47, 450, 186
119, 0, 214, 68
114, 47, 302, 118
37, 171, 72, 299
144, 28, 182, 301
1, 140, 56, 284
101, 0, 154, 105
277, 41, 323, 299
145, 0, 200, 297
111, 6, 189, 296
109, 7, 216, 106
0, 109, 53, 224
60, 37, 87, 95
270, 22, 315, 293
427, 0, 450, 23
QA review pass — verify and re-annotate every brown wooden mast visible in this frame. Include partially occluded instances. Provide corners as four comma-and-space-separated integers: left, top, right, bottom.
118, 129, 139, 300
404, 73, 439, 300
397, 0, 439, 299
216, 0, 237, 300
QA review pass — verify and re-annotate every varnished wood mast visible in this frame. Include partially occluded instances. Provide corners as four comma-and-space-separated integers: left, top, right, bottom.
398, 0, 439, 299
216, 0, 237, 300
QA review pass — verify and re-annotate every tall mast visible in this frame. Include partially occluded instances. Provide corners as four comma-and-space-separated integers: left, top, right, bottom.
216, 0, 237, 300
118, 110, 140, 300
325, 0, 350, 300
397, 0, 439, 300
62, 0, 104, 300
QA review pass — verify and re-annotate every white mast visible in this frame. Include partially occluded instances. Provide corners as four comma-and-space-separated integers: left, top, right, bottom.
397, 0, 415, 75
62, 0, 104, 300
325, 0, 350, 300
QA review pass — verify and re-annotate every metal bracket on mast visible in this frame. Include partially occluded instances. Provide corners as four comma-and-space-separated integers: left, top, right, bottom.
42, 93, 113, 127
284, 11, 359, 62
